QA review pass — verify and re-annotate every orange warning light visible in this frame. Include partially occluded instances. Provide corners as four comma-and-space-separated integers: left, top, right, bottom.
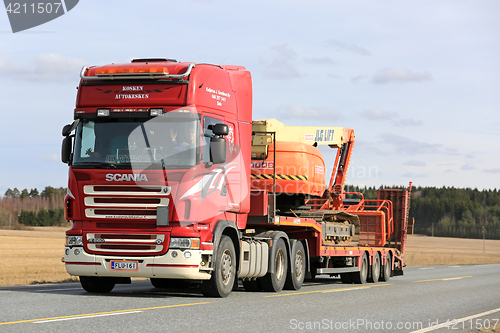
95, 66, 169, 75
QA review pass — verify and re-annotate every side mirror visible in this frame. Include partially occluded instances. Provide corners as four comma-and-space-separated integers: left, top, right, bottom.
210, 136, 226, 164
62, 124, 73, 136
62, 119, 79, 136
61, 136, 73, 164
212, 124, 228, 136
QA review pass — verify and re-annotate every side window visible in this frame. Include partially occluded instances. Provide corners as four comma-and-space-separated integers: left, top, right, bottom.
79, 121, 96, 158
203, 116, 223, 163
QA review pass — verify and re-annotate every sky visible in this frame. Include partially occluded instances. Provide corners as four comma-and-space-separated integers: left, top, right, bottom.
0, 0, 499, 194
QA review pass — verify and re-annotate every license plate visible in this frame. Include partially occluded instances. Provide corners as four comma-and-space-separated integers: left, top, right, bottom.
110, 260, 138, 271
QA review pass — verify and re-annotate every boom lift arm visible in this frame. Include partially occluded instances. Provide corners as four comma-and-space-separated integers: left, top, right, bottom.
326, 128, 355, 210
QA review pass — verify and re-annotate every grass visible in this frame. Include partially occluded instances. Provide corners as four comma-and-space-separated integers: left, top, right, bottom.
0, 227, 76, 287
1, 228, 500, 287
404, 234, 500, 266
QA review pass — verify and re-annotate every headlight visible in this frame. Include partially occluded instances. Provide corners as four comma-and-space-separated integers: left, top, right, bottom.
169, 237, 200, 250
66, 235, 83, 247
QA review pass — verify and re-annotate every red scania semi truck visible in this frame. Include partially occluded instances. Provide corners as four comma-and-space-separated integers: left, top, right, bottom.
61, 58, 412, 297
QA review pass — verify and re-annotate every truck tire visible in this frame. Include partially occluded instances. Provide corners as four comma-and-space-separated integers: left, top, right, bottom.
260, 238, 288, 292
201, 235, 236, 297
351, 253, 368, 284
284, 241, 305, 290
368, 253, 381, 283
80, 276, 115, 293
380, 253, 392, 282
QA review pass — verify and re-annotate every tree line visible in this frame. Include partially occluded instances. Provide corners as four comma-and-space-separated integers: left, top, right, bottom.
347, 185, 500, 240
0, 186, 67, 228
2, 184, 500, 240
409, 186, 500, 239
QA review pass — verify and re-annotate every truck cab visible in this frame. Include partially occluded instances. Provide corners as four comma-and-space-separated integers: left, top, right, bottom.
62, 59, 252, 296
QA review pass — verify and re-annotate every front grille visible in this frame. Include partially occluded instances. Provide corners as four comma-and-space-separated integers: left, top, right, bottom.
93, 186, 163, 193
96, 244, 157, 251
82, 185, 171, 255
94, 198, 161, 204
83, 184, 170, 220
86, 232, 166, 255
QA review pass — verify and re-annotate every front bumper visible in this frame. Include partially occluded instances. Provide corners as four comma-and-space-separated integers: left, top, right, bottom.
64, 247, 212, 280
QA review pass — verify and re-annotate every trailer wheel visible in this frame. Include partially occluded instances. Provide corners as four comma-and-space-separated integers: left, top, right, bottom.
201, 235, 236, 298
284, 241, 305, 290
368, 253, 381, 283
351, 253, 368, 284
80, 276, 115, 293
380, 253, 392, 282
260, 238, 288, 292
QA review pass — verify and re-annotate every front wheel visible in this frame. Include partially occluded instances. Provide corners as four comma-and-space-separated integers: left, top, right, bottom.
201, 235, 236, 298
80, 276, 115, 293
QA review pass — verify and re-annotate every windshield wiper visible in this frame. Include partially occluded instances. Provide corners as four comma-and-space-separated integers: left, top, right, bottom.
74, 161, 118, 169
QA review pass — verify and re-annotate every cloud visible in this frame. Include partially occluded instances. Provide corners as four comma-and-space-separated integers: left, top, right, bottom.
351, 75, 368, 84
357, 110, 423, 126
304, 56, 336, 65
358, 109, 397, 121
327, 73, 341, 79
262, 44, 301, 80
393, 118, 423, 126
484, 168, 500, 173
403, 160, 427, 167
460, 164, 475, 170
325, 39, 371, 56
371, 68, 432, 84
402, 172, 426, 178
0, 55, 19, 74
379, 133, 458, 155
0, 53, 86, 81
276, 104, 344, 121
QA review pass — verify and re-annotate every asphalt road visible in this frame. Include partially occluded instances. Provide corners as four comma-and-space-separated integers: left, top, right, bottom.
1, 264, 499, 333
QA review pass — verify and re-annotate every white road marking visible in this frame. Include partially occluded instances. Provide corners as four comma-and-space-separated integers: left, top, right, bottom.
34, 311, 143, 323
410, 307, 500, 333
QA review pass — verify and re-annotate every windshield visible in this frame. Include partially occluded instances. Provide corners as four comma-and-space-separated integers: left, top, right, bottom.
72, 114, 201, 169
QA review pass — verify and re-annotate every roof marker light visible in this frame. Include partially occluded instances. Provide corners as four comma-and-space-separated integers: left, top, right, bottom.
97, 109, 110, 117
150, 108, 164, 116
95, 66, 169, 75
